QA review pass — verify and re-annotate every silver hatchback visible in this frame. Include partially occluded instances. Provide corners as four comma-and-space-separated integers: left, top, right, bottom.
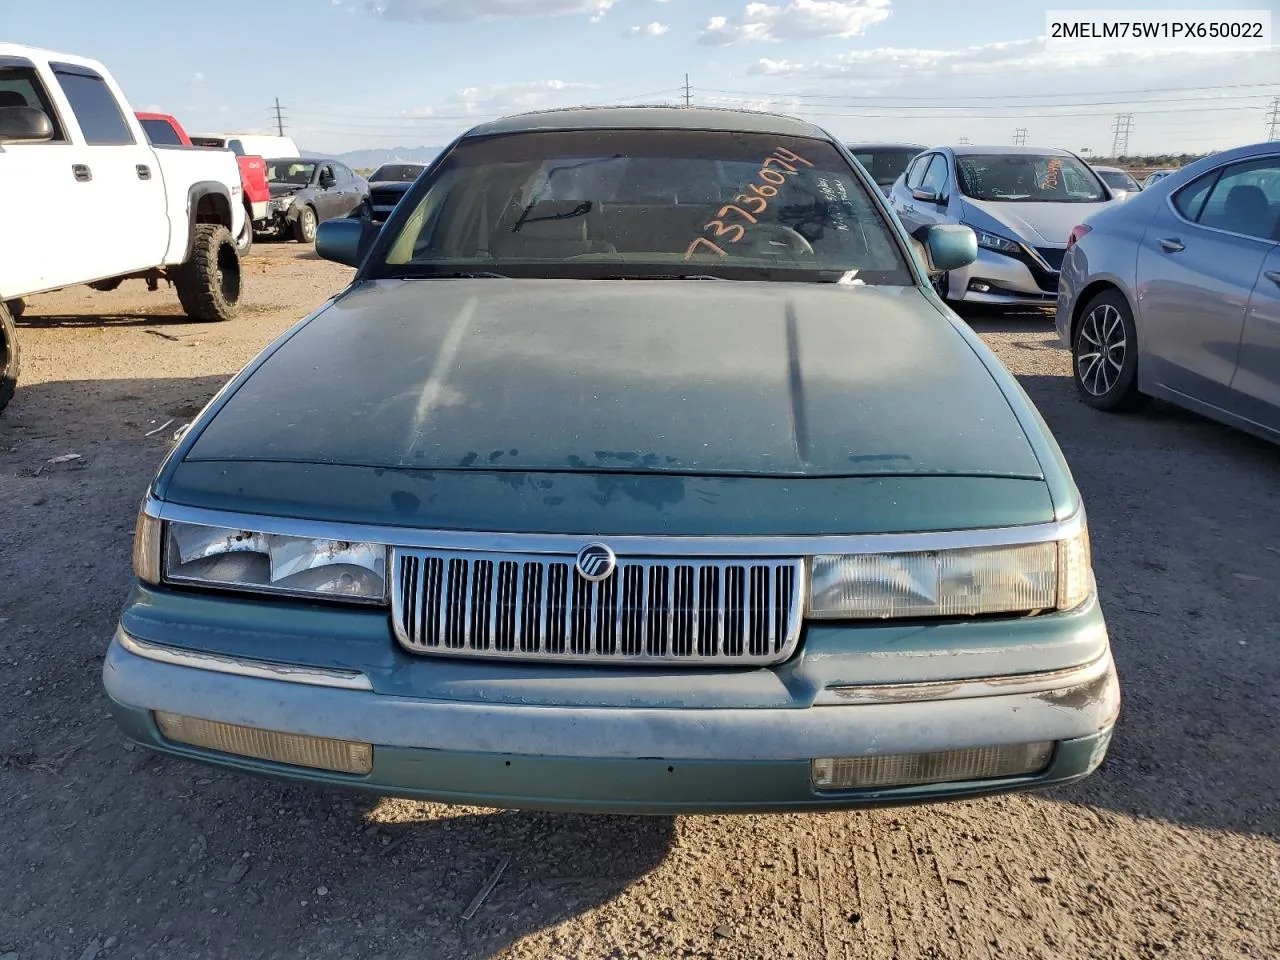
1056, 141, 1280, 443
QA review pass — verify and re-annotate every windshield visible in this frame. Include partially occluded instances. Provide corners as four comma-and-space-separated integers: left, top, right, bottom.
372, 163, 426, 182
267, 160, 316, 185
374, 130, 912, 284
850, 148, 921, 187
1097, 169, 1138, 191
957, 154, 1106, 203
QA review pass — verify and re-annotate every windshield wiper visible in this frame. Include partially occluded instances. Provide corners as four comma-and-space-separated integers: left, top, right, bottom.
408, 270, 508, 279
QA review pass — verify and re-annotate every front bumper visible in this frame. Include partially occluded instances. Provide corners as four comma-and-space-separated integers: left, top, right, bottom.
104, 619, 1120, 813
947, 247, 1059, 307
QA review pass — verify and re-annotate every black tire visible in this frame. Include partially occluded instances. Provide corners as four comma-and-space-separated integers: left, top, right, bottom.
173, 224, 241, 322
352, 198, 372, 220
4, 297, 24, 320
930, 271, 950, 301
1072, 288, 1148, 412
293, 205, 317, 243
235, 205, 254, 255
0, 300, 19, 414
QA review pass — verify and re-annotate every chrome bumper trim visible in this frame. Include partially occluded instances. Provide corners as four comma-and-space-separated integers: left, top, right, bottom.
117, 630, 373, 692
819, 650, 1113, 706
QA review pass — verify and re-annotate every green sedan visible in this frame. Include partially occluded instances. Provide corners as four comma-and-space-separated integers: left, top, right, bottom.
104, 107, 1119, 813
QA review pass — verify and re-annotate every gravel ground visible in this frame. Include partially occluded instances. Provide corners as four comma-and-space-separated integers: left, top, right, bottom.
1, 244, 1277, 960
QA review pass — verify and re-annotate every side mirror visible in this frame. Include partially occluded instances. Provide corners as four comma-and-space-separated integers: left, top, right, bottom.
0, 105, 54, 144
926, 224, 977, 272
912, 187, 943, 204
316, 217, 380, 268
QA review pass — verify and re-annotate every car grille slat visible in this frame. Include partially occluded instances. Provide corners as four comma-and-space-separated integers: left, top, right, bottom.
392, 549, 803, 665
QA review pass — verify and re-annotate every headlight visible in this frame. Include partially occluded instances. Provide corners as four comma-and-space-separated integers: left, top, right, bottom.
274, 194, 296, 210
965, 226, 1022, 255
163, 521, 388, 603
808, 525, 1092, 620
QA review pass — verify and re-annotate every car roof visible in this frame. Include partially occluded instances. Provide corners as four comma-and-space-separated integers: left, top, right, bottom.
946, 145, 1079, 157
846, 142, 925, 151
462, 106, 830, 140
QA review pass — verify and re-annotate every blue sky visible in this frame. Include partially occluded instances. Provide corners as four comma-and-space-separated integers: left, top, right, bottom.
6, 0, 1278, 155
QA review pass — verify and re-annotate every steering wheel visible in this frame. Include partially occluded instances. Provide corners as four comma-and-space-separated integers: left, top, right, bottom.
747, 223, 815, 257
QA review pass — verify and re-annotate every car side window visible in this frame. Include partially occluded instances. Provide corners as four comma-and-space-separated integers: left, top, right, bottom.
51, 65, 134, 145
1172, 172, 1217, 223
905, 154, 931, 190
1191, 158, 1280, 241
919, 155, 948, 196
0, 66, 67, 142
320, 163, 335, 185
336, 164, 355, 183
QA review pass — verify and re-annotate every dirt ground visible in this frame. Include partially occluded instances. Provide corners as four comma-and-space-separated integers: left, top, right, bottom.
1, 243, 1277, 960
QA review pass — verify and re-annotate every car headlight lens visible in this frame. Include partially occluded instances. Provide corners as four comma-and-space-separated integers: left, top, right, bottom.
163, 521, 387, 603
965, 226, 1022, 255
274, 194, 295, 210
809, 526, 1092, 619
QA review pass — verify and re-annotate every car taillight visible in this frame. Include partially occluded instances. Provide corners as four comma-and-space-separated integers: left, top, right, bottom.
1067, 225, 1092, 249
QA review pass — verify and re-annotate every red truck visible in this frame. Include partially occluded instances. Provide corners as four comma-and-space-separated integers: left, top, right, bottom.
135, 112, 268, 254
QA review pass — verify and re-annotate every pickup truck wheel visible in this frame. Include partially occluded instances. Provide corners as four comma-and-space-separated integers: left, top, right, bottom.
235, 206, 254, 255
293, 205, 317, 243
0, 300, 19, 414
173, 224, 241, 322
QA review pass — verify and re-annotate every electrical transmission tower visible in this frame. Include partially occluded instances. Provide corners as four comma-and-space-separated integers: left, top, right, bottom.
1267, 98, 1280, 141
958, 136, 971, 145
1012, 128, 1028, 146
683, 74, 692, 108
272, 97, 287, 136
1111, 113, 1134, 157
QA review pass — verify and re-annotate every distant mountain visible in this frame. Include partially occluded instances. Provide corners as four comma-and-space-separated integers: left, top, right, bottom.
324, 146, 444, 169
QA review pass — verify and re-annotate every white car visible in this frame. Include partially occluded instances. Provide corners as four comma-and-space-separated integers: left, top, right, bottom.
890, 145, 1120, 307
0, 42, 247, 412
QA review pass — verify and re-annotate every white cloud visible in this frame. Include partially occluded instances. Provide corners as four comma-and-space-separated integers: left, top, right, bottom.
191, 72, 205, 83
700, 0, 889, 45
366, 0, 614, 21
628, 21, 670, 36
453, 79, 600, 114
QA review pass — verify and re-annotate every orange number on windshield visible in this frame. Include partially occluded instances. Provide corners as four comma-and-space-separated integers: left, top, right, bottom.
718, 204, 758, 225
774, 147, 813, 167
734, 193, 768, 215
762, 156, 797, 174
746, 183, 778, 199
685, 236, 729, 260
704, 220, 746, 243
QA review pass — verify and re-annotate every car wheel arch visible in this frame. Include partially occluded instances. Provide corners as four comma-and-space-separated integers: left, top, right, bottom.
1072, 279, 1140, 350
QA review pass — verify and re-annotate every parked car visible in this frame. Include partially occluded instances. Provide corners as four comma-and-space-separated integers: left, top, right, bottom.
0, 43, 246, 413
1090, 165, 1141, 200
367, 162, 428, 222
190, 132, 300, 160
891, 145, 1119, 306
136, 112, 268, 253
262, 157, 370, 243
1141, 169, 1177, 189
104, 106, 1118, 813
846, 142, 925, 197
1057, 142, 1280, 442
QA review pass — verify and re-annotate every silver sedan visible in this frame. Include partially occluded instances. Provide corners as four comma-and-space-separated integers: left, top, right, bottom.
1056, 141, 1280, 442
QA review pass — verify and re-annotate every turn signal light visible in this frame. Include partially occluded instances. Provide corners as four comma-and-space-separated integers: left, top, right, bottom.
811, 742, 1054, 790
155, 712, 373, 775
1067, 224, 1092, 248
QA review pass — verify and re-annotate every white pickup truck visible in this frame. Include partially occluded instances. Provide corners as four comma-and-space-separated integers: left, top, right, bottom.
0, 43, 247, 412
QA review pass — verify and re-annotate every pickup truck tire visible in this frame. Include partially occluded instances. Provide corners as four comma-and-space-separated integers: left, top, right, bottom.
234, 205, 254, 255
293, 205, 317, 244
0, 300, 19, 414
173, 224, 241, 322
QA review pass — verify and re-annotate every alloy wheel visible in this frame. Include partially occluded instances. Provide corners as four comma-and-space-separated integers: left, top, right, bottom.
1077, 303, 1126, 397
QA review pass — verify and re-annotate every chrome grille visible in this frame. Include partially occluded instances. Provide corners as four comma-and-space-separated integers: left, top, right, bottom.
391, 549, 804, 665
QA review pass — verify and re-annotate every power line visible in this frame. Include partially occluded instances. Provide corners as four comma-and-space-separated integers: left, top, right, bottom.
701, 80, 1280, 105
1111, 113, 1134, 155
1012, 127, 1028, 146
1268, 98, 1280, 141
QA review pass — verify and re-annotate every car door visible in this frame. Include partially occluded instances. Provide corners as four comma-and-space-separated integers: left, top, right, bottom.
1228, 233, 1280, 431
1135, 156, 1279, 408
894, 153, 942, 237
0, 57, 86, 297
48, 62, 168, 281
313, 163, 343, 222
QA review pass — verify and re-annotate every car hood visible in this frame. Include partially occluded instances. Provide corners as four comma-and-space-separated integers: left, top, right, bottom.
961, 198, 1113, 246
269, 182, 302, 198
183, 279, 1044, 481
